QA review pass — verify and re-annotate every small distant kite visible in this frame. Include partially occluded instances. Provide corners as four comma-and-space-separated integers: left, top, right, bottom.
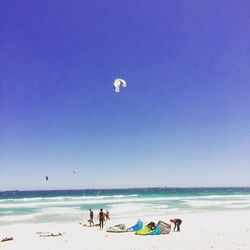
45, 176, 48, 181
114, 78, 127, 93
73, 170, 78, 174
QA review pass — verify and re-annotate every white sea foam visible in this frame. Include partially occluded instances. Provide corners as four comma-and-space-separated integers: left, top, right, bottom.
110, 206, 165, 219
0, 194, 139, 203
1, 194, 250, 209
0, 211, 14, 215
41, 207, 82, 215
184, 199, 250, 207
0, 197, 160, 208
0, 207, 83, 223
0, 213, 41, 222
1, 192, 250, 225
107, 202, 175, 220
109, 203, 151, 214
224, 204, 250, 209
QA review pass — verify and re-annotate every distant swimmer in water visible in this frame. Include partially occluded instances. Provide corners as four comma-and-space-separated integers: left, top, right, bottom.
170, 218, 182, 232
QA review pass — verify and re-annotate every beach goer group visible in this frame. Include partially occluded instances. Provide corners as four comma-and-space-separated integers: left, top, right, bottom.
88, 208, 110, 229
87, 210, 182, 232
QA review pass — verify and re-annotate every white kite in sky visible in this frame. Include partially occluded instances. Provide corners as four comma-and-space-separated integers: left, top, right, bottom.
114, 78, 127, 93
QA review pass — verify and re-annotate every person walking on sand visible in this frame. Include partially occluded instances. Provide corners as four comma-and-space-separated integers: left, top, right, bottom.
98, 208, 105, 229
170, 218, 182, 232
88, 209, 94, 227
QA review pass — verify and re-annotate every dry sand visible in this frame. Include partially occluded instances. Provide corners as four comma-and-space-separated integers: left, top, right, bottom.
1, 210, 250, 250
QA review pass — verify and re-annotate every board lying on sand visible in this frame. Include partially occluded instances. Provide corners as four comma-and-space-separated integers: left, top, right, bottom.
1, 237, 13, 242
106, 224, 128, 233
37, 232, 64, 237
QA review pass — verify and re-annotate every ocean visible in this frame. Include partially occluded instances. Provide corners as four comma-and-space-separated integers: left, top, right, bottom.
0, 188, 250, 225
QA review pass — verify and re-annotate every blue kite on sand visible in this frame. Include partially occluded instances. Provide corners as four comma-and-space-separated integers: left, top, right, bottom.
106, 219, 144, 233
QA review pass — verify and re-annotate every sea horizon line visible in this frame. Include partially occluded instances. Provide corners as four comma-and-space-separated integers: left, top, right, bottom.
1, 186, 250, 193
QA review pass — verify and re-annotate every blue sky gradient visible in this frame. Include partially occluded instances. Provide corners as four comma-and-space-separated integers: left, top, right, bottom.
0, 0, 250, 190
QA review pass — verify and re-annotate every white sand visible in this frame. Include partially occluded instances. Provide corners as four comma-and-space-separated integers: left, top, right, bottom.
1, 210, 250, 250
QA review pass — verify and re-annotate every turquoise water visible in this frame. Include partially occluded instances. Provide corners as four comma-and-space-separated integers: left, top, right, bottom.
0, 188, 250, 225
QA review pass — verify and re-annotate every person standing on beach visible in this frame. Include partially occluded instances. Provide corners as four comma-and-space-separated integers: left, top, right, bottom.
97, 208, 105, 229
170, 218, 182, 232
105, 209, 110, 220
88, 209, 94, 227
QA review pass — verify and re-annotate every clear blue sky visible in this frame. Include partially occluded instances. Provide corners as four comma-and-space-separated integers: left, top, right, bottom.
1, 0, 249, 190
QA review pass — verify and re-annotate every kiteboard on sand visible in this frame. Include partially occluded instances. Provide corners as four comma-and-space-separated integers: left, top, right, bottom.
36, 232, 64, 237
1, 237, 13, 242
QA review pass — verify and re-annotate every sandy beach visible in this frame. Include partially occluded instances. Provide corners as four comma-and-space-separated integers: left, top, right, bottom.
1, 210, 250, 250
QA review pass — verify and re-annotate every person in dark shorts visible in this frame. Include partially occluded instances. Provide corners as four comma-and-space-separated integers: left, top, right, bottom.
98, 208, 105, 229
88, 209, 94, 227
170, 218, 182, 231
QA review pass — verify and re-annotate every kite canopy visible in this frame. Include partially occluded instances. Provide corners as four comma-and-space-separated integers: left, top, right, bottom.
148, 221, 171, 235
106, 219, 144, 233
114, 78, 127, 93
128, 219, 144, 231
136, 221, 171, 235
